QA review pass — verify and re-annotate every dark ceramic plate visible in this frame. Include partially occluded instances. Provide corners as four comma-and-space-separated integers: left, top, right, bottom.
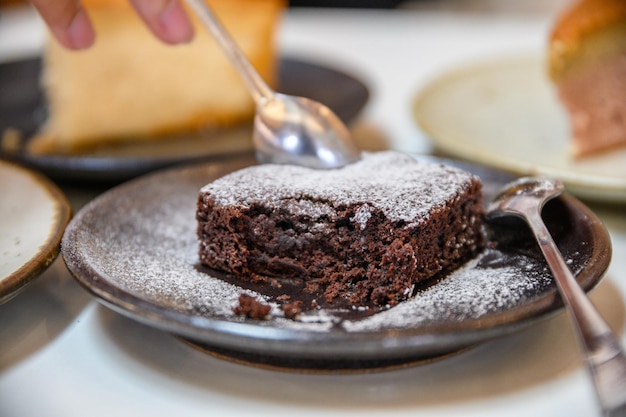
0, 57, 368, 183
62, 154, 612, 370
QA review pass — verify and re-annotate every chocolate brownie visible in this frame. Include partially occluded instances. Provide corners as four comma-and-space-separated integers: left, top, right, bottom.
233, 294, 271, 319
196, 151, 485, 308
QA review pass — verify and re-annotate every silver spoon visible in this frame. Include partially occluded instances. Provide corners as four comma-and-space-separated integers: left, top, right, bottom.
184, 0, 361, 169
487, 177, 626, 417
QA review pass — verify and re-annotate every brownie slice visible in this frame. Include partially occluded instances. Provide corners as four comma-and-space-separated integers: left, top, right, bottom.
197, 151, 485, 308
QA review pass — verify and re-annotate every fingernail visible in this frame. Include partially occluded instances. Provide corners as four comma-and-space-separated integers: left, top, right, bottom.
66, 9, 95, 49
158, 0, 194, 44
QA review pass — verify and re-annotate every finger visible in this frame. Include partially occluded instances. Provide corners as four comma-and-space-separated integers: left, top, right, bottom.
29, 0, 95, 49
129, 0, 194, 44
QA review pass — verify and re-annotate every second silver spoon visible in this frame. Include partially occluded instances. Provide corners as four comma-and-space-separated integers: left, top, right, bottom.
487, 177, 626, 417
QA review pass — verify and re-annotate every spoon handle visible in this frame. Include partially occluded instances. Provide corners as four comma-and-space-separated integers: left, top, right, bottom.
184, 0, 275, 103
526, 209, 626, 416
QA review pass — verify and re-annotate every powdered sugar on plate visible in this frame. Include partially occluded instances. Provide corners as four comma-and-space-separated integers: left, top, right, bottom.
62, 154, 605, 351
69, 179, 553, 333
341, 252, 551, 332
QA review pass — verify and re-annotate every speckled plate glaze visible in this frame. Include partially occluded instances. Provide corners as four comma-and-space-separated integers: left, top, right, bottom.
0, 160, 71, 304
62, 154, 611, 370
0, 57, 368, 183
413, 55, 626, 203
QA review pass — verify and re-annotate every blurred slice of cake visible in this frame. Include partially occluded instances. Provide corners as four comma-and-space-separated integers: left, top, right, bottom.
548, 0, 626, 157
28, 0, 284, 154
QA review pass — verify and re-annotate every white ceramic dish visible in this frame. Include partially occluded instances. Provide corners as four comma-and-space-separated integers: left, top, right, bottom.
0, 160, 71, 303
413, 55, 626, 203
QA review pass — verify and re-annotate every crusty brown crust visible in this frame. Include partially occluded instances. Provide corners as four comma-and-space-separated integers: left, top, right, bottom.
549, 0, 626, 81
548, 0, 626, 156
550, 0, 626, 45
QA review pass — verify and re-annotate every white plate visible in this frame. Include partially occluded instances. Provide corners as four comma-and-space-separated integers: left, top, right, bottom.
0, 160, 71, 303
413, 55, 626, 203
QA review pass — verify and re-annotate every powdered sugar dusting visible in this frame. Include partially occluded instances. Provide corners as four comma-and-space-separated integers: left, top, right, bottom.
342, 252, 551, 332
72, 191, 336, 331
352, 204, 372, 230
80, 198, 242, 315
200, 151, 478, 225
65, 160, 557, 336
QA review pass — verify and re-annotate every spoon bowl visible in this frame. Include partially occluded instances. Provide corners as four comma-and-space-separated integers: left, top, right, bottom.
253, 94, 360, 168
488, 177, 565, 218
487, 177, 626, 417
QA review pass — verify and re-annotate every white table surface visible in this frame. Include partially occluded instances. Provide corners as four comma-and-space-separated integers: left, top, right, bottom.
1, 2, 625, 416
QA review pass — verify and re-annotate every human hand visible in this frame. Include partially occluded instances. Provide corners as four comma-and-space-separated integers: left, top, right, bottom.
29, 0, 195, 50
